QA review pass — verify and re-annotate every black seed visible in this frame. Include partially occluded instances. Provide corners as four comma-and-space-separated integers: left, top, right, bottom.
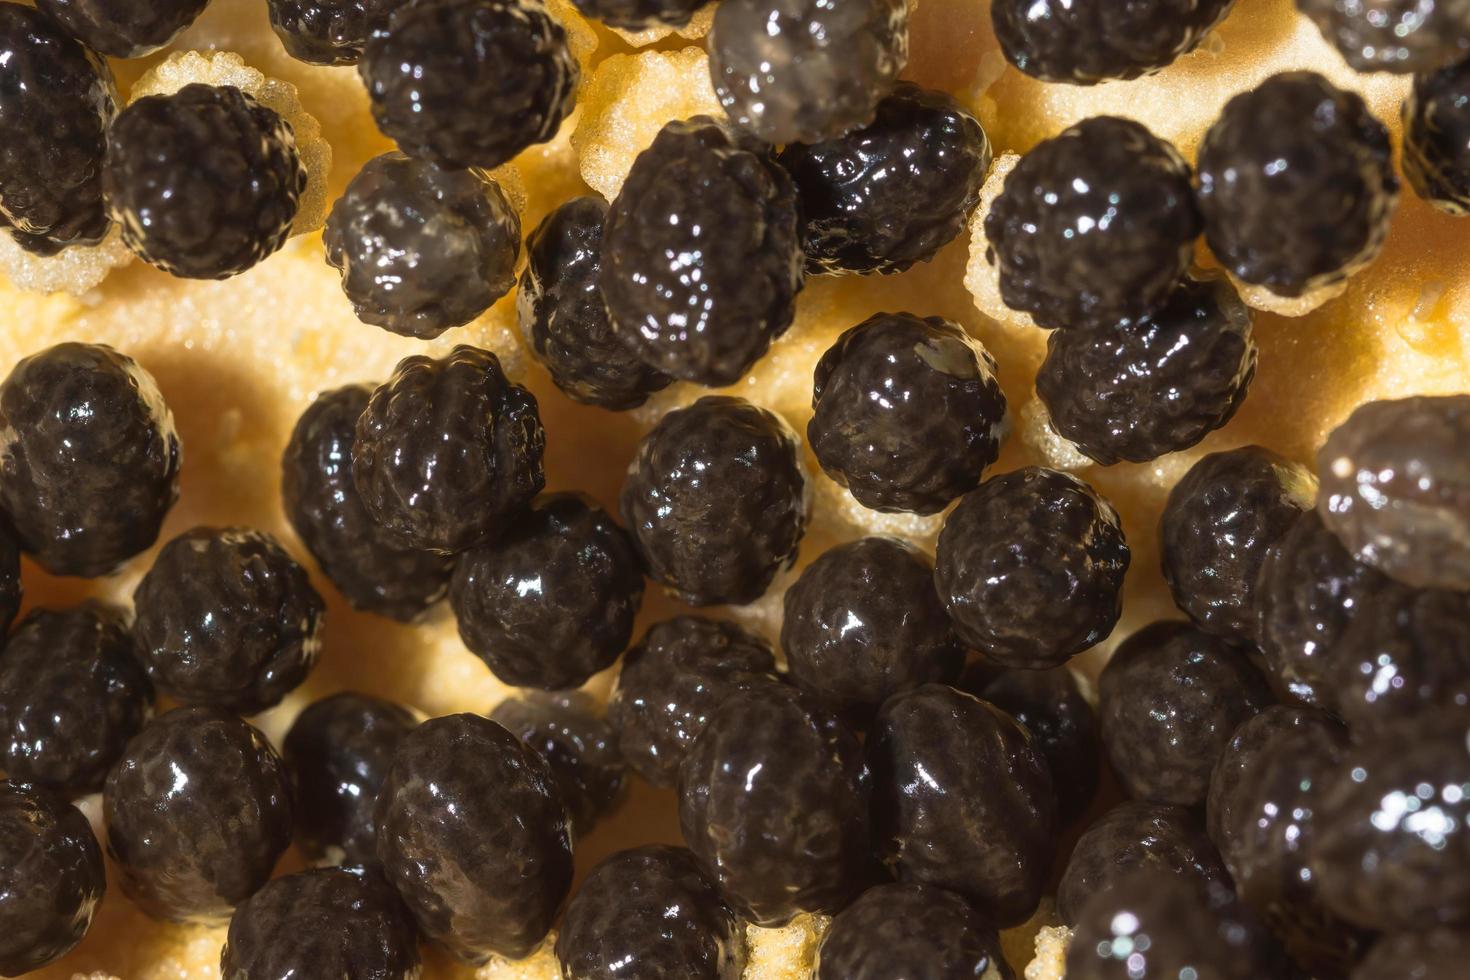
37, 0, 208, 57
452, 493, 643, 690
571, 0, 710, 30
1404, 56, 1470, 213
869, 684, 1055, 927
104, 706, 293, 922
0, 342, 181, 577
817, 881, 1012, 980
935, 467, 1129, 669
359, 0, 578, 170
374, 712, 573, 962
1354, 928, 1470, 980
1298, 0, 1470, 73
0, 517, 18, 633
283, 691, 417, 867
353, 345, 546, 554
556, 845, 745, 980
0, 606, 152, 796
621, 396, 807, 605
268, 0, 407, 65
984, 115, 1200, 331
1037, 274, 1257, 465
679, 684, 873, 925
220, 866, 420, 980
601, 117, 804, 386
282, 384, 453, 622
808, 312, 1008, 514
1160, 445, 1317, 644
1197, 71, 1398, 298
105, 83, 306, 280
608, 616, 780, 788
978, 666, 1100, 826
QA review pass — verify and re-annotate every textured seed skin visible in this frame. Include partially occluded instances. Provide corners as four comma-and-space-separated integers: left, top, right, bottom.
782, 537, 963, 719
0, 518, 17, 633
283, 692, 418, 866
1160, 445, 1317, 644
452, 493, 644, 690
490, 691, 628, 841
105, 84, 306, 280
359, 0, 578, 170
282, 384, 452, 622
269, 0, 407, 65
518, 196, 671, 410
935, 467, 1129, 669
36, 0, 208, 57
0, 3, 115, 255
374, 712, 573, 962
1206, 706, 1367, 978
679, 684, 873, 925
1404, 58, 1470, 213
984, 116, 1201, 331
556, 845, 745, 980
571, 0, 711, 29
817, 881, 1013, 980
133, 526, 325, 715
978, 667, 1100, 826
104, 706, 293, 923
992, 0, 1236, 84
808, 313, 1008, 515
1037, 275, 1258, 466
1313, 714, 1470, 932
602, 118, 804, 387
608, 616, 780, 788
0, 342, 181, 578
0, 606, 153, 796
778, 82, 991, 276
1318, 395, 1470, 590
353, 345, 546, 554
220, 866, 421, 980
869, 684, 1056, 927
324, 152, 521, 339
1197, 72, 1398, 297
1299, 0, 1470, 73
1057, 800, 1231, 925
621, 397, 808, 606
708, 0, 907, 145
1354, 928, 1470, 979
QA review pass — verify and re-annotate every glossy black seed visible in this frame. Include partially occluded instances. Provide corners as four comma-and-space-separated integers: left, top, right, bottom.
374, 712, 573, 961
708, 0, 907, 145
778, 81, 991, 276
608, 616, 780, 788
1299, 0, 1470, 73
620, 396, 807, 605
1354, 928, 1470, 980
1404, 57, 1470, 213
518, 195, 671, 410
0, 781, 104, 976
571, 0, 710, 29
490, 691, 628, 840
282, 384, 452, 622
105, 83, 306, 280
782, 537, 963, 719
869, 684, 1055, 927
808, 313, 1008, 514
1313, 714, 1470, 931
359, 0, 578, 170
221, 866, 420, 980
1057, 800, 1232, 925
602, 118, 803, 386
1160, 445, 1317, 644
1037, 274, 1258, 466
452, 493, 643, 690
324, 152, 520, 339
105, 706, 293, 922
283, 692, 417, 866
1206, 705, 1366, 978
991, 0, 1235, 84
984, 116, 1200, 331
353, 345, 546, 554
1318, 395, 1470, 590
1197, 72, 1398, 298
679, 684, 873, 925
268, 0, 406, 65
0, 606, 152, 796
133, 527, 324, 715
556, 845, 745, 980
0, 518, 18, 633
0, 342, 180, 577
37, 0, 208, 57
817, 881, 1012, 980
0, 3, 115, 255
979, 667, 1100, 825
935, 467, 1129, 669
